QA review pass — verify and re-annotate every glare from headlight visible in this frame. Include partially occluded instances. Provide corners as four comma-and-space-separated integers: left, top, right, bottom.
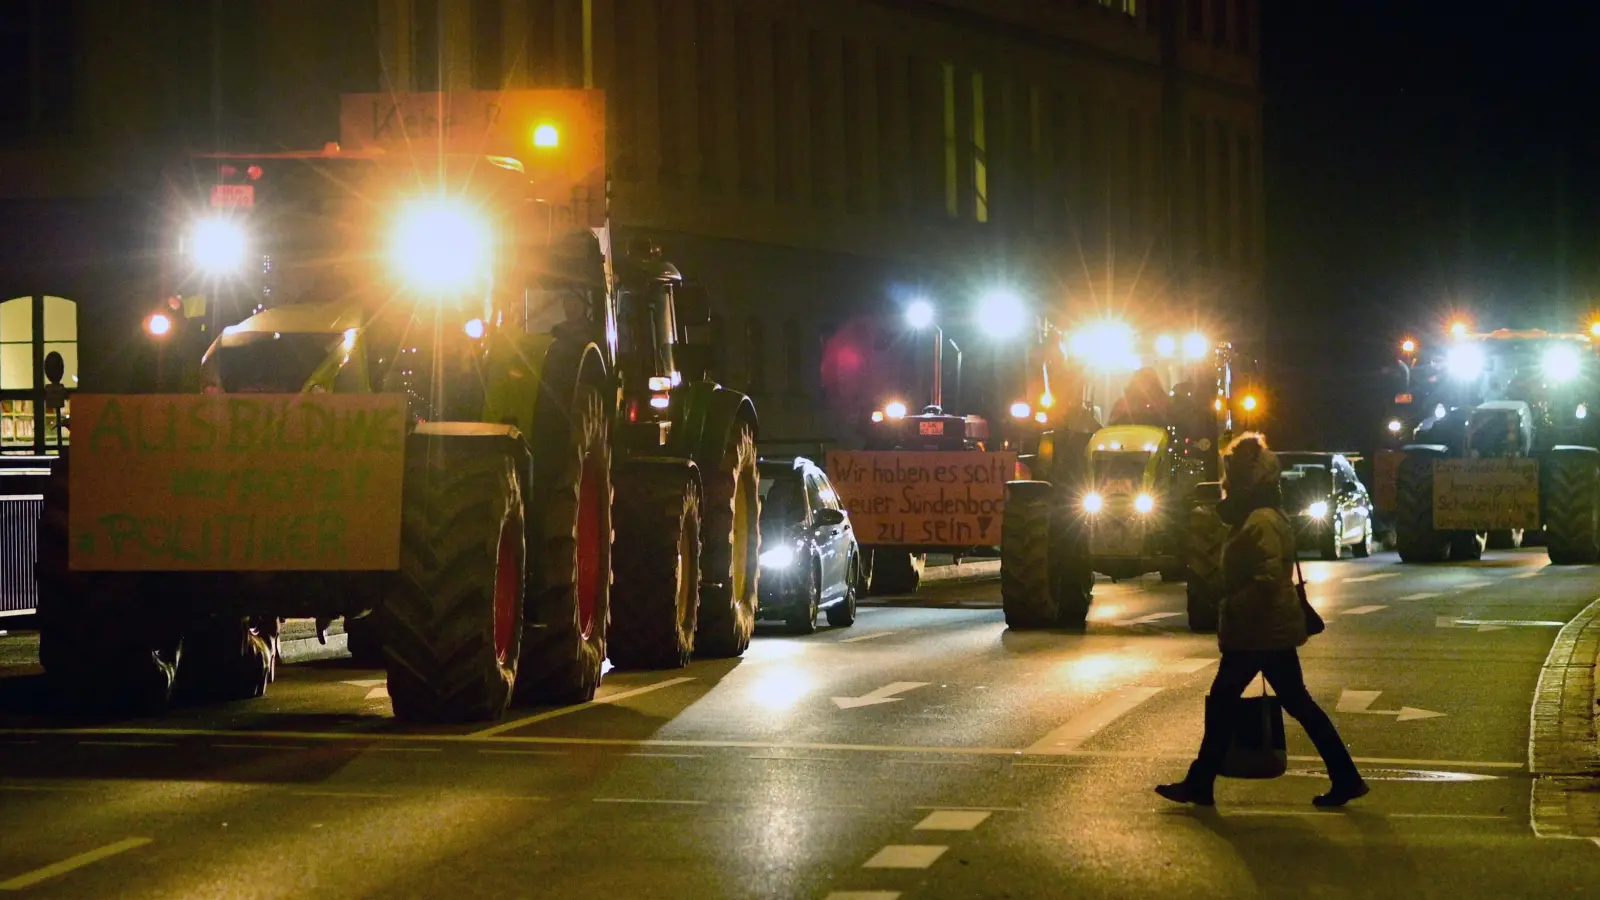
390, 198, 493, 292
1134, 493, 1155, 514
190, 216, 248, 274
1579, 404, 1589, 420
884, 401, 908, 419
1446, 343, 1485, 380
1434, 403, 1447, 420
1307, 501, 1329, 519
759, 546, 796, 569
1082, 492, 1103, 514
1544, 343, 1582, 382
1387, 419, 1402, 434
1182, 332, 1210, 360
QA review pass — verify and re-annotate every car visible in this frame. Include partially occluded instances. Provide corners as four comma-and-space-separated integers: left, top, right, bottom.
758, 456, 861, 633
1278, 451, 1375, 560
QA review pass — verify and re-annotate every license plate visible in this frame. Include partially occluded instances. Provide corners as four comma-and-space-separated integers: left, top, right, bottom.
210, 184, 255, 208
919, 421, 944, 435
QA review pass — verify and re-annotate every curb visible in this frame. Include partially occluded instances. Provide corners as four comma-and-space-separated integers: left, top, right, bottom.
279, 630, 350, 665
920, 559, 1002, 584
1528, 595, 1600, 839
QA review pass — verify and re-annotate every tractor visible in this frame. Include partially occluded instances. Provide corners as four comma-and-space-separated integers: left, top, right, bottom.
1393, 326, 1598, 564
1000, 322, 1244, 632
35, 89, 761, 722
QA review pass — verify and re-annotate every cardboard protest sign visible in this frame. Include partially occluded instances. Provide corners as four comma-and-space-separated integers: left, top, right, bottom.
68, 394, 407, 571
1432, 457, 1540, 531
826, 450, 1014, 546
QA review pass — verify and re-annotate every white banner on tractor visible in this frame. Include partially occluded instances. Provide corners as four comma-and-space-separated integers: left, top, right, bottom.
826, 450, 1015, 546
1432, 457, 1540, 531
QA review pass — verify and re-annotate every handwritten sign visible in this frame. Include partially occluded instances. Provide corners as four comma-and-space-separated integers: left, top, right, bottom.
68, 394, 407, 572
1433, 457, 1540, 531
1372, 449, 1402, 513
826, 450, 1015, 547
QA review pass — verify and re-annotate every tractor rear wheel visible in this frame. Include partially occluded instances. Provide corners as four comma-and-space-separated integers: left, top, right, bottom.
516, 383, 612, 703
609, 462, 702, 669
1001, 481, 1058, 629
1395, 451, 1448, 562
35, 455, 181, 713
1545, 449, 1600, 564
867, 550, 925, 595
696, 421, 760, 658
378, 437, 524, 723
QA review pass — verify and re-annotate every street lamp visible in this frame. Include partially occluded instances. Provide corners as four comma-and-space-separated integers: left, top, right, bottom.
975, 289, 1027, 341
905, 298, 962, 412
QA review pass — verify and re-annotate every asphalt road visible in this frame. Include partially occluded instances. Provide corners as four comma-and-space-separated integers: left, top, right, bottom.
3, 549, 1600, 898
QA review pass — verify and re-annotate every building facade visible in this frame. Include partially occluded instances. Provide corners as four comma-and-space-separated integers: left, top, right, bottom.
0, 0, 1260, 452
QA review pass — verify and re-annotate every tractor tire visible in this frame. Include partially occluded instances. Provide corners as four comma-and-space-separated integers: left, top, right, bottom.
825, 555, 860, 628
1544, 448, 1600, 564
867, 550, 925, 595
377, 437, 525, 723
1485, 529, 1523, 551
344, 613, 384, 667
1001, 481, 1058, 629
1395, 451, 1449, 563
175, 615, 276, 702
35, 455, 181, 714
1448, 531, 1485, 561
1051, 495, 1093, 629
695, 420, 760, 658
516, 382, 612, 704
609, 462, 702, 670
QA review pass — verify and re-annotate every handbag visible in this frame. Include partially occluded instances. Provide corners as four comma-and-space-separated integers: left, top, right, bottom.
1217, 683, 1289, 780
1295, 556, 1326, 637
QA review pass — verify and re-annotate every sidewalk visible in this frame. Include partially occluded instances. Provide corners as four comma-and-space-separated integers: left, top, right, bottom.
1528, 596, 1600, 839
921, 555, 1003, 585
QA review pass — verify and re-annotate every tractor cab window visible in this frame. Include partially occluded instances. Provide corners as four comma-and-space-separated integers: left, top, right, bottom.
211, 332, 344, 393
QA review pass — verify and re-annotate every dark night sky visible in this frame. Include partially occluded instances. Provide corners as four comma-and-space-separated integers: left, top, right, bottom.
1260, 2, 1600, 451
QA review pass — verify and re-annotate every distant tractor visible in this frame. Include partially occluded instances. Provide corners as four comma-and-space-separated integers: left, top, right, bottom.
35, 89, 761, 722
1393, 327, 1598, 564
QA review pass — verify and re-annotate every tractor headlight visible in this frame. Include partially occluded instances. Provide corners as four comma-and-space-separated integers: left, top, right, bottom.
1387, 419, 1403, 434
1307, 501, 1329, 519
1134, 493, 1155, 514
1082, 492, 1103, 514
1543, 343, 1582, 383
759, 546, 796, 569
1446, 343, 1485, 381
190, 216, 248, 275
390, 198, 493, 293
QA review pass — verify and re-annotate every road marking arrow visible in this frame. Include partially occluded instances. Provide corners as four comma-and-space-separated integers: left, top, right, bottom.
832, 681, 930, 709
1435, 616, 1563, 633
1336, 689, 1445, 722
340, 679, 385, 688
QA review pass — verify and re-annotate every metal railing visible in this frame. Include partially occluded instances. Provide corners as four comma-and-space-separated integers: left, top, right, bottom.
0, 467, 48, 617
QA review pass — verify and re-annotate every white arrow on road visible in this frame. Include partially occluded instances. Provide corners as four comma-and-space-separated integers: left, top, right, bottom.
832, 681, 930, 709
1435, 615, 1564, 633
1336, 689, 1446, 722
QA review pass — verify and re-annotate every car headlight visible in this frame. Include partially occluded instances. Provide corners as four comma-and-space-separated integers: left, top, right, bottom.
759, 546, 796, 569
1134, 493, 1155, 514
190, 216, 248, 274
1544, 343, 1582, 383
390, 198, 493, 292
1446, 343, 1485, 381
1082, 492, 1103, 514
1307, 501, 1329, 519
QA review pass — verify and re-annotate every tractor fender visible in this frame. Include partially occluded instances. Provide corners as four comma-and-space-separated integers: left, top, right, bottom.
481, 331, 609, 448
666, 381, 758, 470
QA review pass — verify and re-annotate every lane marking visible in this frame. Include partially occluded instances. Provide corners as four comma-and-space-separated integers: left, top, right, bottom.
915, 810, 990, 831
0, 837, 153, 891
863, 845, 947, 869
913, 805, 1024, 811
886, 759, 976, 766
470, 676, 696, 737
77, 741, 176, 748
366, 746, 441, 753
1395, 592, 1440, 602
1342, 573, 1399, 583
625, 753, 703, 759
833, 681, 930, 709
365, 686, 389, 700
592, 797, 707, 806
747, 755, 842, 762
213, 743, 309, 751
340, 679, 385, 688
292, 790, 397, 799
1024, 686, 1164, 754
1456, 579, 1491, 590
1340, 605, 1388, 616
825, 893, 901, 900
477, 749, 567, 757
1389, 813, 1511, 820
1511, 570, 1544, 579
837, 631, 898, 644
1114, 612, 1183, 626
1164, 657, 1219, 675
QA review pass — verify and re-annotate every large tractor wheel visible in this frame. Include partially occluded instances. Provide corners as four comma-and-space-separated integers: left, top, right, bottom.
377, 437, 525, 723
1394, 451, 1449, 562
516, 382, 612, 704
1544, 448, 1600, 564
344, 613, 384, 667
1051, 510, 1094, 629
695, 420, 760, 658
866, 549, 925, 595
175, 615, 276, 702
35, 454, 181, 713
1001, 481, 1058, 629
609, 462, 702, 669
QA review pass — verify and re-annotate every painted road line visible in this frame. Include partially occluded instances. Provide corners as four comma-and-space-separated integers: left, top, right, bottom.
1437, 615, 1564, 633
341, 678, 385, 688
477, 749, 567, 757
837, 631, 898, 644
77, 740, 177, 748
915, 810, 991, 831
1024, 686, 1165, 754
1164, 657, 1219, 675
1340, 605, 1388, 616
366, 746, 442, 753
1511, 570, 1545, 579
213, 743, 309, 751
913, 805, 1025, 811
1336, 689, 1446, 722
1395, 592, 1441, 602
292, 790, 398, 798
470, 676, 696, 737
592, 797, 707, 806
863, 845, 948, 869
825, 893, 901, 900
1114, 612, 1183, 626
625, 752, 704, 758
365, 686, 389, 700
832, 682, 930, 709
0, 838, 153, 892
1342, 573, 1400, 583
1456, 579, 1491, 590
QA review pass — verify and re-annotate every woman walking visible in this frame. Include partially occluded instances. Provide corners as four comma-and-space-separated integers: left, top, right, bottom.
1156, 434, 1369, 808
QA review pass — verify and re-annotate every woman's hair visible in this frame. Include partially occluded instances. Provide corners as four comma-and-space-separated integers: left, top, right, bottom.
1222, 432, 1280, 490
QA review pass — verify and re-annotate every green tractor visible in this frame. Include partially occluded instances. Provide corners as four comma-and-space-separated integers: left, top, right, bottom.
35, 90, 761, 722
1001, 324, 1242, 632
